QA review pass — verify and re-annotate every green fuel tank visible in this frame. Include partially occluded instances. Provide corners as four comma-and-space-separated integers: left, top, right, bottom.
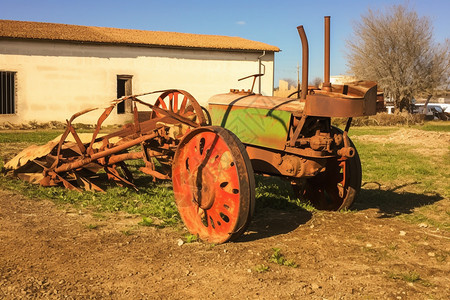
208, 90, 305, 150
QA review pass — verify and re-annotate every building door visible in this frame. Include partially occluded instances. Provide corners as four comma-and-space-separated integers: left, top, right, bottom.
117, 75, 132, 114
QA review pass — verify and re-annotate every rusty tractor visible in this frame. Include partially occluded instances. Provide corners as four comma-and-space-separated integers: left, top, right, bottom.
4, 17, 377, 243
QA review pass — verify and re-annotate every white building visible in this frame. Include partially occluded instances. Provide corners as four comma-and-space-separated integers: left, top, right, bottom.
0, 20, 279, 124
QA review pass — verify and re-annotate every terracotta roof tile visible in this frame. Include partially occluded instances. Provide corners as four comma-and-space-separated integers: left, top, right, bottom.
0, 19, 279, 52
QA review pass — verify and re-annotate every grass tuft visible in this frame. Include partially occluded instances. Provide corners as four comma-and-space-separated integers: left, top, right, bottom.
184, 234, 198, 243
389, 271, 421, 282
253, 264, 270, 273
138, 216, 154, 227
121, 229, 133, 236
86, 224, 99, 230
269, 248, 298, 268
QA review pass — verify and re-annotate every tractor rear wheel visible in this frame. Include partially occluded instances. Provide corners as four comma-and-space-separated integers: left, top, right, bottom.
293, 129, 362, 211
172, 126, 255, 243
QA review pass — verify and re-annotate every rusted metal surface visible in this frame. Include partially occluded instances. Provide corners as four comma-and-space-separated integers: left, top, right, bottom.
237, 73, 264, 94
297, 25, 309, 100
4, 89, 207, 191
322, 16, 332, 92
208, 92, 306, 112
303, 82, 378, 117
172, 126, 254, 243
4, 137, 61, 172
152, 89, 207, 126
245, 146, 326, 178
291, 126, 362, 210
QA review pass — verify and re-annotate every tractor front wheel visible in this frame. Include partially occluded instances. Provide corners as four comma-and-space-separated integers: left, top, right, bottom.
172, 126, 255, 243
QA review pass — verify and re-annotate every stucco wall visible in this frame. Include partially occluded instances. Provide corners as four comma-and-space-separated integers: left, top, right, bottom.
0, 40, 275, 124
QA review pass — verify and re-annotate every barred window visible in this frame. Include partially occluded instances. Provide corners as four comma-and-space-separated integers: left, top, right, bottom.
1, 71, 16, 114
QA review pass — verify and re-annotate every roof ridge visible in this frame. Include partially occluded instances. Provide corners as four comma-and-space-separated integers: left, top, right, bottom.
0, 19, 280, 52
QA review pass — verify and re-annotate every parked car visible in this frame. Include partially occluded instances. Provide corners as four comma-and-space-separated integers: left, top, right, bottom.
414, 105, 449, 120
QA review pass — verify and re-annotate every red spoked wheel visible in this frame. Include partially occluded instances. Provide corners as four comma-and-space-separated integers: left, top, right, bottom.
152, 90, 207, 126
172, 126, 255, 243
293, 128, 362, 211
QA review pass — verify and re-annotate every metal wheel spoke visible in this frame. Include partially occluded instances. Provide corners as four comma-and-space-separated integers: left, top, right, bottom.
179, 95, 188, 115
168, 93, 174, 112
156, 97, 167, 110
173, 92, 179, 113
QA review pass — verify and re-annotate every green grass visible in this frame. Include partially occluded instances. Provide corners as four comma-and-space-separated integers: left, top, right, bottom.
121, 229, 134, 236
255, 175, 316, 212
357, 143, 442, 183
388, 271, 432, 286
138, 216, 154, 227
0, 175, 180, 227
184, 234, 198, 243
388, 271, 421, 282
355, 141, 449, 200
346, 120, 450, 135
0, 130, 63, 144
86, 224, 99, 230
386, 243, 398, 251
348, 126, 400, 136
397, 207, 450, 231
0, 126, 121, 144
0, 171, 316, 230
268, 248, 298, 268
351, 125, 449, 230
412, 121, 450, 132
253, 264, 270, 273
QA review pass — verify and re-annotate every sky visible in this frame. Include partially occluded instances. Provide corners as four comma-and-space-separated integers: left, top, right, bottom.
1, 0, 449, 86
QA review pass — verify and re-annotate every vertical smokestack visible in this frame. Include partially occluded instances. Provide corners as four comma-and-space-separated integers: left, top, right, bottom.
297, 25, 309, 100
323, 16, 332, 92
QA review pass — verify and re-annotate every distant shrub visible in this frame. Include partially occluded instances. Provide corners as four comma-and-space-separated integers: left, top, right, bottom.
332, 112, 425, 127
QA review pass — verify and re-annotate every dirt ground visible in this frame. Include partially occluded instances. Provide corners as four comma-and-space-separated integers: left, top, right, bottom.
354, 128, 450, 157
1, 129, 449, 299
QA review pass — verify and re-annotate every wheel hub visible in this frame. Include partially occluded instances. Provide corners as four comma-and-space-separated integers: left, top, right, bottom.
190, 168, 216, 210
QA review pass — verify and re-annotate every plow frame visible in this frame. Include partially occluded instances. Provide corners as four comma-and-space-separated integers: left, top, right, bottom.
8, 90, 207, 192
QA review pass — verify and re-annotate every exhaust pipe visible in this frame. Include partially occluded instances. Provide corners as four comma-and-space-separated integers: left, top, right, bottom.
323, 16, 332, 92
297, 26, 309, 100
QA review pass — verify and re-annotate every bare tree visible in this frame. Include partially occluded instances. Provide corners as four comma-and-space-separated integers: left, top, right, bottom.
310, 77, 323, 88
281, 78, 298, 89
346, 4, 449, 111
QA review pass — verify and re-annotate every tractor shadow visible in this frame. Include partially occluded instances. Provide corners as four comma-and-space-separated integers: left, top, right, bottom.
236, 179, 445, 242
352, 182, 444, 218
237, 207, 312, 243
236, 175, 313, 243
